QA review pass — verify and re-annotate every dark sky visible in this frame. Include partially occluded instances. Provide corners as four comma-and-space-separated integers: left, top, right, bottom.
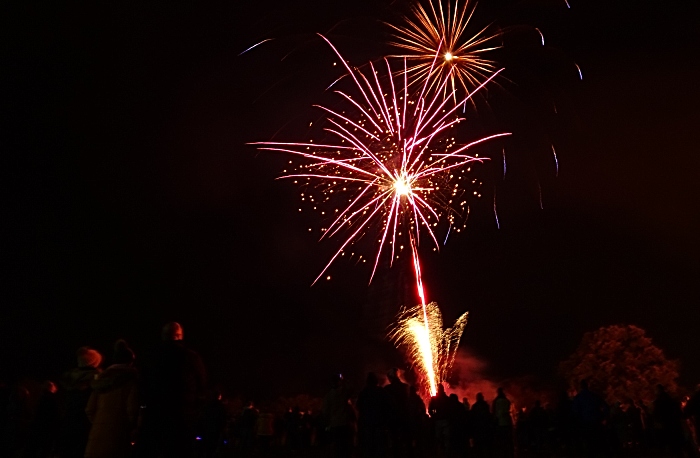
2, 0, 699, 399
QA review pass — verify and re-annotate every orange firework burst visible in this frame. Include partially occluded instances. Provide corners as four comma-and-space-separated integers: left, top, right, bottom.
390, 301, 468, 397
387, 0, 501, 100
250, 35, 510, 285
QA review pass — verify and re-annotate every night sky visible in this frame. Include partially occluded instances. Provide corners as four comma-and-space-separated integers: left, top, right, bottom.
3, 0, 699, 400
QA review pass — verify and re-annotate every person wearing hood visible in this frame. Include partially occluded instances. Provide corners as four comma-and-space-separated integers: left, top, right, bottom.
58, 346, 102, 458
84, 340, 139, 458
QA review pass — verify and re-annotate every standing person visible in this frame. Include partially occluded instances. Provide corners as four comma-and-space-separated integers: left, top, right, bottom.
653, 384, 685, 457
529, 400, 549, 452
407, 385, 428, 456
471, 392, 493, 457
199, 389, 227, 458
448, 393, 468, 457
25, 380, 60, 458
5, 381, 32, 456
683, 384, 700, 454
239, 400, 259, 456
84, 340, 139, 458
138, 322, 207, 458
323, 374, 356, 458
384, 368, 410, 457
356, 372, 388, 458
492, 388, 514, 458
58, 346, 102, 458
256, 409, 275, 455
572, 380, 607, 458
429, 384, 451, 456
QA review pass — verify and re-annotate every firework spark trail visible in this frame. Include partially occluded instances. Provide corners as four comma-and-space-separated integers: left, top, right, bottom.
250, 35, 510, 286
409, 234, 438, 395
238, 38, 274, 56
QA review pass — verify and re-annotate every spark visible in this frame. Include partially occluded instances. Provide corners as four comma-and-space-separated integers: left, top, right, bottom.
552, 145, 559, 177
238, 38, 274, 56
250, 35, 510, 286
443, 225, 451, 245
493, 191, 500, 229
386, 0, 502, 101
535, 27, 545, 46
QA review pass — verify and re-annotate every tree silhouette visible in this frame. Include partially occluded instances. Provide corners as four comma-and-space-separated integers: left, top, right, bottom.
560, 324, 679, 405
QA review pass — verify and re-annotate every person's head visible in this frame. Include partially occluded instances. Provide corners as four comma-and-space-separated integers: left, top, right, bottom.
476, 392, 484, 402
580, 379, 589, 391
112, 340, 135, 365
161, 322, 184, 341
449, 393, 459, 402
387, 367, 398, 382
42, 380, 57, 394
330, 373, 343, 389
437, 383, 446, 395
366, 372, 378, 387
76, 346, 102, 369
497, 387, 505, 398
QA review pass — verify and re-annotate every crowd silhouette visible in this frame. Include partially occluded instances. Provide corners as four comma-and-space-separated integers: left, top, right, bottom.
1, 324, 700, 458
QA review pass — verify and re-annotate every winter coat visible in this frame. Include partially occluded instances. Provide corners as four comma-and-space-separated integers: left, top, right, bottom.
572, 388, 606, 426
323, 387, 356, 428
357, 384, 388, 429
142, 341, 207, 422
84, 364, 139, 458
58, 366, 100, 457
492, 396, 513, 427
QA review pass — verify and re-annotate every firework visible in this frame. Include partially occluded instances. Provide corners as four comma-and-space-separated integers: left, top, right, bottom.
390, 301, 468, 397
387, 0, 501, 101
394, 233, 468, 397
251, 36, 507, 397
250, 35, 510, 285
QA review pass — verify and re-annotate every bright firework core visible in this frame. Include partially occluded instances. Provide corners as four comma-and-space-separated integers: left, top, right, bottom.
393, 177, 411, 196
444, 52, 454, 61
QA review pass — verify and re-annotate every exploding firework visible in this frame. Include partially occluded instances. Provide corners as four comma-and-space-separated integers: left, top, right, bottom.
251, 36, 508, 396
390, 301, 468, 397
386, 0, 501, 101
250, 35, 510, 285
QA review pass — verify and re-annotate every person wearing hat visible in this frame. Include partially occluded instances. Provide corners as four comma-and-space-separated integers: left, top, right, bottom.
57, 347, 103, 458
84, 340, 139, 458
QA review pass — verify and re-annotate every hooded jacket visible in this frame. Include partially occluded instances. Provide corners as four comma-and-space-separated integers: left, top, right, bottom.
84, 364, 139, 458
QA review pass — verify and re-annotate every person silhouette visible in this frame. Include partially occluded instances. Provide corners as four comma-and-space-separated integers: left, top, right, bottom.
84, 340, 139, 458
137, 322, 207, 458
